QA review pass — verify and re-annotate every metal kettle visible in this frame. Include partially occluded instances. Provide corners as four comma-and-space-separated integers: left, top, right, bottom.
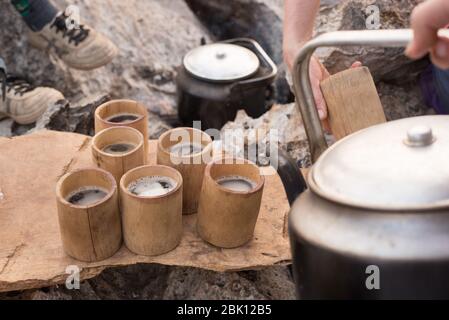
289, 29, 449, 299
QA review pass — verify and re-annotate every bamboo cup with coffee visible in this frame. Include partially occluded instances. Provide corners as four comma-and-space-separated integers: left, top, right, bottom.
92, 126, 145, 185
95, 99, 149, 155
120, 165, 183, 256
56, 168, 122, 262
197, 158, 265, 248
157, 127, 213, 214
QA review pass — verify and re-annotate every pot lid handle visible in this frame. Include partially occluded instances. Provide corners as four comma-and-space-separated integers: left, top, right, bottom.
292, 29, 449, 163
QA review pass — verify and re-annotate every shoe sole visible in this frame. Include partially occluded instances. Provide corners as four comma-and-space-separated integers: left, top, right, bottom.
0, 110, 40, 125
28, 34, 118, 71
0, 93, 65, 125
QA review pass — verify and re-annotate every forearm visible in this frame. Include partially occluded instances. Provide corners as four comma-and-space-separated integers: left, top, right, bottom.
412, 0, 449, 31
283, 0, 320, 69
283, 0, 320, 51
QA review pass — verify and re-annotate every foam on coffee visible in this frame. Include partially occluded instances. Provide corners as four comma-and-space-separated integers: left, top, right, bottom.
66, 186, 108, 206
102, 142, 137, 155
106, 113, 142, 123
169, 142, 204, 156
216, 175, 257, 192
128, 176, 177, 197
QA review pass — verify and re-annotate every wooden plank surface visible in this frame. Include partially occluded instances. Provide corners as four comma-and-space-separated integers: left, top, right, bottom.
321, 66, 387, 140
0, 130, 291, 292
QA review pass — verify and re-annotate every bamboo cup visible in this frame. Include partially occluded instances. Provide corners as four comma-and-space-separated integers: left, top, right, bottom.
197, 158, 265, 248
120, 165, 183, 256
157, 127, 213, 214
56, 168, 122, 262
95, 99, 149, 155
92, 126, 145, 186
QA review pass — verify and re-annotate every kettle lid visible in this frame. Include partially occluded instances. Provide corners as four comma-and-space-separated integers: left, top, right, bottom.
183, 43, 260, 82
310, 115, 449, 211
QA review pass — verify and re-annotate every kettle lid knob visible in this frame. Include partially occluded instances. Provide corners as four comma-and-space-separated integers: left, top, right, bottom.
405, 125, 435, 147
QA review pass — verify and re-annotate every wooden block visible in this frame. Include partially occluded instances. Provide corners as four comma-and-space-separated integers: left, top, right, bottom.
320, 66, 387, 140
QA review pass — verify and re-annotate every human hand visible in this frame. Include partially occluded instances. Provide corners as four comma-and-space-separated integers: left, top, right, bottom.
284, 44, 361, 120
309, 57, 362, 121
406, 0, 449, 69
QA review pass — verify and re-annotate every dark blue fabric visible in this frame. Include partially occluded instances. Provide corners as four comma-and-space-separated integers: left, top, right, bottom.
0, 57, 6, 73
433, 66, 449, 114
11, 0, 58, 31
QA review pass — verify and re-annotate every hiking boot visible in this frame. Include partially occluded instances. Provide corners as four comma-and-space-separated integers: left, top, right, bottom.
27, 12, 118, 70
0, 75, 64, 125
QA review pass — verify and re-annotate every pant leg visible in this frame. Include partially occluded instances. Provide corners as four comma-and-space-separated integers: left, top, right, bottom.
433, 66, 449, 114
10, 0, 58, 31
0, 57, 6, 74
0, 57, 6, 101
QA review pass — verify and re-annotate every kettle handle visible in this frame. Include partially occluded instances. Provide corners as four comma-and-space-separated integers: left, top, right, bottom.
292, 29, 449, 163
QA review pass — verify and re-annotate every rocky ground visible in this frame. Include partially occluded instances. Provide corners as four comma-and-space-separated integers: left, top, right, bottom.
0, 0, 432, 300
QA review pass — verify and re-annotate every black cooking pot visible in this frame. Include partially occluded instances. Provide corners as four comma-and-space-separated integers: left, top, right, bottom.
176, 38, 277, 130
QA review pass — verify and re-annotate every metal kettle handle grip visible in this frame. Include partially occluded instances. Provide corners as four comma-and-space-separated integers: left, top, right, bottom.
292, 29, 449, 163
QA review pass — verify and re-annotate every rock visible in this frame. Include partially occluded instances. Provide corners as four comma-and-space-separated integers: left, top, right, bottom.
220, 80, 431, 170
0, 0, 212, 117
1, 94, 172, 139
163, 266, 295, 300
185, 0, 429, 106
186, 0, 283, 64
11, 122, 35, 136
184, 0, 294, 104
221, 104, 312, 168
30, 95, 109, 136
378, 81, 434, 121
0, 0, 432, 302
148, 114, 173, 140
315, 0, 429, 84
1, 265, 295, 300
0, 119, 13, 137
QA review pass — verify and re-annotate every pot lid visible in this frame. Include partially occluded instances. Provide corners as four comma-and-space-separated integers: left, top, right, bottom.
310, 115, 449, 211
183, 43, 260, 82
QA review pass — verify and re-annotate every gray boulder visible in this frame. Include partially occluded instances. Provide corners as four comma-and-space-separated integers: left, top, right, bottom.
0, 0, 211, 117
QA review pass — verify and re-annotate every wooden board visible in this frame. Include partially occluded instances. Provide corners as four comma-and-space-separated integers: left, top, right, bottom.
0, 130, 291, 292
320, 66, 387, 140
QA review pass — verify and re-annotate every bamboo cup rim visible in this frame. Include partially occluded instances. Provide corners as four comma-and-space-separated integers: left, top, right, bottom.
95, 99, 147, 126
158, 127, 213, 161
205, 157, 265, 195
92, 126, 144, 159
56, 167, 117, 209
120, 165, 183, 200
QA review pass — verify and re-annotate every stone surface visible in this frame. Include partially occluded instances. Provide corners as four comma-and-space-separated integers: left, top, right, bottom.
185, 0, 430, 107
1, 95, 172, 139
30, 95, 108, 136
186, 0, 283, 64
0, 119, 13, 138
315, 0, 429, 83
185, 0, 293, 104
378, 81, 434, 121
0, 0, 211, 117
0, 265, 295, 300
221, 104, 329, 169
0, 0, 434, 301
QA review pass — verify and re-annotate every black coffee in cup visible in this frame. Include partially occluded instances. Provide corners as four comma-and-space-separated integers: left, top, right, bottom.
102, 142, 137, 155
106, 113, 142, 123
